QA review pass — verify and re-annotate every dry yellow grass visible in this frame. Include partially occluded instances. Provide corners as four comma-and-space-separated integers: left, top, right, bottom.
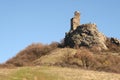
0, 68, 16, 80
33, 48, 77, 65
0, 66, 120, 80
40, 66, 120, 80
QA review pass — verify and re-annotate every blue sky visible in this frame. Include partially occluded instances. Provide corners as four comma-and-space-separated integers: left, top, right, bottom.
0, 0, 120, 63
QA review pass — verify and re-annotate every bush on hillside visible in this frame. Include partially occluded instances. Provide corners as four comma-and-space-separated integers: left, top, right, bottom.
6, 42, 58, 67
94, 54, 120, 73
73, 48, 120, 73
0, 63, 15, 68
74, 48, 95, 69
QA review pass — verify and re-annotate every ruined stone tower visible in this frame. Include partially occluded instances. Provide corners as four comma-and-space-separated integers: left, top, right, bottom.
71, 11, 80, 31
65, 11, 109, 50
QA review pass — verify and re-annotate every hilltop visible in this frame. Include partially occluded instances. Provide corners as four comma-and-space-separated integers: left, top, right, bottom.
65, 11, 120, 50
0, 11, 120, 80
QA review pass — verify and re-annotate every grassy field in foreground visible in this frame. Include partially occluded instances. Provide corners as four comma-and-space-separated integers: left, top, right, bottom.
0, 66, 120, 80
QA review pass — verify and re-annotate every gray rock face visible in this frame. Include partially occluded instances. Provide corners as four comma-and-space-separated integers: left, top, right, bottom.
64, 23, 108, 50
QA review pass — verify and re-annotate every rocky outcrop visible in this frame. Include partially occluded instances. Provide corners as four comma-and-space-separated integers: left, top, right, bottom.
64, 11, 120, 50
64, 23, 108, 50
110, 37, 120, 46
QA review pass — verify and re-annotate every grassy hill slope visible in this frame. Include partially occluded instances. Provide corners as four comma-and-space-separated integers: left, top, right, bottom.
33, 48, 77, 66
0, 66, 120, 80
1, 43, 120, 73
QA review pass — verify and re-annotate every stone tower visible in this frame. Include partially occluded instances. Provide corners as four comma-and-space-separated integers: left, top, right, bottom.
71, 11, 80, 31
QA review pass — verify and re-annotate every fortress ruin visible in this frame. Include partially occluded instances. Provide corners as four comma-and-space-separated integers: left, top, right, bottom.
71, 11, 80, 31
65, 11, 108, 50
